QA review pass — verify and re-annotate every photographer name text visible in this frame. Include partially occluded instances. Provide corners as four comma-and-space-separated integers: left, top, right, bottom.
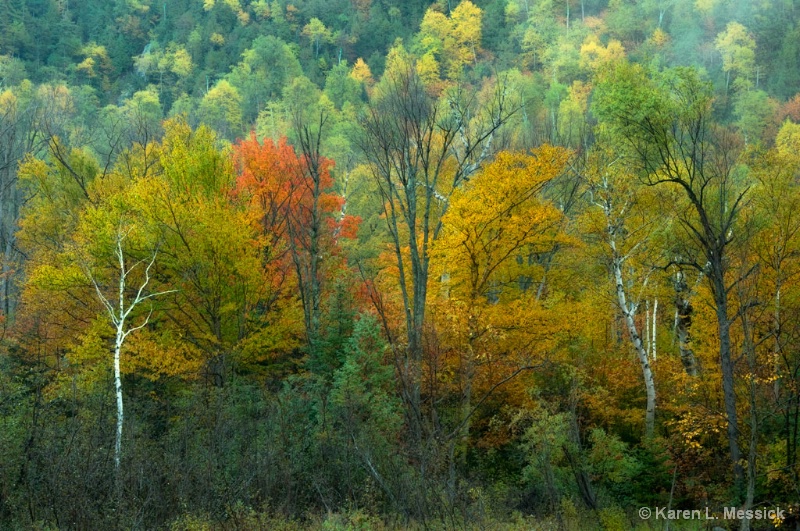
638, 506, 786, 521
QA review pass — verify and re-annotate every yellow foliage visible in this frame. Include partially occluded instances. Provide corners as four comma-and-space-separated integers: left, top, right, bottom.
579, 35, 625, 72
170, 47, 194, 77
76, 57, 96, 77
650, 28, 670, 48
127, 330, 204, 379
776, 120, 800, 158
417, 0, 482, 79
415, 51, 441, 88
432, 146, 570, 301
349, 57, 373, 84
252, 0, 270, 18
0, 88, 17, 110
715, 22, 756, 84
425, 148, 572, 441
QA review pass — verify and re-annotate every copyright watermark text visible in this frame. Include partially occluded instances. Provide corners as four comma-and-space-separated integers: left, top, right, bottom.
638, 506, 786, 521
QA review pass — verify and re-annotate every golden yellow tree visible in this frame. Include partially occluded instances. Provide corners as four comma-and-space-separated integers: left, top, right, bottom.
418, 1, 483, 79
430, 146, 570, 492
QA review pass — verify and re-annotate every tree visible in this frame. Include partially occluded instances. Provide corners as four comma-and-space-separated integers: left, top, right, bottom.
584, 146, 665, 438
149, 119, 280, 385
358, 56, 514, 448
80, 224, 173, 471
287, 109, 337, 355
579, 35, 625, 74
20, 145, 175, 473
417, 1, 483, 80
430, 146, 569, 491
75, 42, 114, 93
227, 36, 303, 124
733, 89, 776, 145
198, 80, 242, 141
234, 116, 353, 362
350, 58, 373, 87
133, 43, 194, 99
324, 62, 362, 110
327, 314, 402, 504
749, 133, 800, 496
0, 83, 50, 323
715, 22, 756, 92
302, 18, 332, 59
595, 63, 752, 486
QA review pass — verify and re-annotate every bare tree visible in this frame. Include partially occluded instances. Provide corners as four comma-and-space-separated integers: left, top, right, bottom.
288, 109, 329, 355
84, 227, 174, 472
358, 64, 515, 446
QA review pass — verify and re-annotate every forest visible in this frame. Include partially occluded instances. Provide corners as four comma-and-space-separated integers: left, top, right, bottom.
1, 0, 800, 529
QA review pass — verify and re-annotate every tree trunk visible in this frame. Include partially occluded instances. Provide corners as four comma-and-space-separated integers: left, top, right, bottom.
114, 326, 124, 472
614, 256, 656, 438
714, 273, 744, 485
645, 300, 651, 356
290, 111, 327, 359
739, 299, 757, 530
87, 234, 174, 478
651, 299, 657, 359
564, 413, 597, 510
357, 66, 512, 475
448, 315, 477, 500
674, 272, 699, 376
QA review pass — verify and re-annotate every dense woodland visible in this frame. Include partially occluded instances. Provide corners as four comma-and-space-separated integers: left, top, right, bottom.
2, 0, 800, 529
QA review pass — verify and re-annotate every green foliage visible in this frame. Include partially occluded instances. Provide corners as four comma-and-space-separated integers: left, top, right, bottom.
587, 429, 639, 485
734, 89, 776, 144
323, 61, 363, 110
593, 62, 715, 179
227, 35, 303, 124
597, 506, 630, 531
330, 314, 400, 437
198, 79, 242, 140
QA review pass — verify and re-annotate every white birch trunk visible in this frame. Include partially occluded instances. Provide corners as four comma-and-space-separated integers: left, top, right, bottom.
652, 299, 658, 360
86, 229, 175, 473
114, 329, 124, 471
613, 255, 656, 438
114, 240, 126, 472
645, 300, 651, 357
598, 184, 657, 439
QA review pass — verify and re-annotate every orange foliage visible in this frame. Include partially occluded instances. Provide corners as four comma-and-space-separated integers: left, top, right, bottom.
233, 133, 359, 256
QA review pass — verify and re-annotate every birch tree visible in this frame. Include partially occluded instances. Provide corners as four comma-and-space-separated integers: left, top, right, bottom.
585, 148, 663, 438
83, 226, 174, 471
595, 63, 752, 485
20, 143, 177, 473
